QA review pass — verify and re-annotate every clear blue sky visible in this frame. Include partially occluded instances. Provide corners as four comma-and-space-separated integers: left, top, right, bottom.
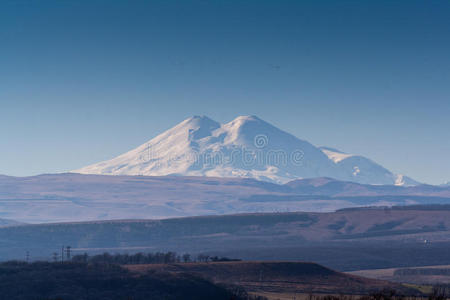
1, 0, 449, 184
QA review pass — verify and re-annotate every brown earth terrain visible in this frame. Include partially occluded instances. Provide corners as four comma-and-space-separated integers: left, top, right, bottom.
125, 261, 418, 295
348, 265, 450, 285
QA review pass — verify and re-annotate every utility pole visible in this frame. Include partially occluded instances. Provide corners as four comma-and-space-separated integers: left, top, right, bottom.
66, 246, 71, 261
61, 246, 65, 263
26, 251, 30, 263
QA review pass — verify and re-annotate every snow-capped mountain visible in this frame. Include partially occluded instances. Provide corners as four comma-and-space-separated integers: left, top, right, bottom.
318, 147, 419, 186
73, 115, 419, 185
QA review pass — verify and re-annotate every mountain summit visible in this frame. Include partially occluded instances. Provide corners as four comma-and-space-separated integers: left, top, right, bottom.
73, 116, 418, 185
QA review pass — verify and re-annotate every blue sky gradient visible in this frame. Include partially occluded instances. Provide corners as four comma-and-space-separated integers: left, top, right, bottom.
1, 0, 449, 184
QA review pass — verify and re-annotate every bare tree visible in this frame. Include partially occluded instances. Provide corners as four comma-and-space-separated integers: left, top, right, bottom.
182, 253, 191, 263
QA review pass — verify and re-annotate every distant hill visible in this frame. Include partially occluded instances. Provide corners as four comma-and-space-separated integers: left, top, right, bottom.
0, 218, 23, 227
1, 205, 449, 270
0, 173, 448, 223
125, 261, 415, 295
0, 261, 239, 300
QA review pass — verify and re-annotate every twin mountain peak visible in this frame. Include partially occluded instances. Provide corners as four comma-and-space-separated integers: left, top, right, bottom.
73, 115, 418, 186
